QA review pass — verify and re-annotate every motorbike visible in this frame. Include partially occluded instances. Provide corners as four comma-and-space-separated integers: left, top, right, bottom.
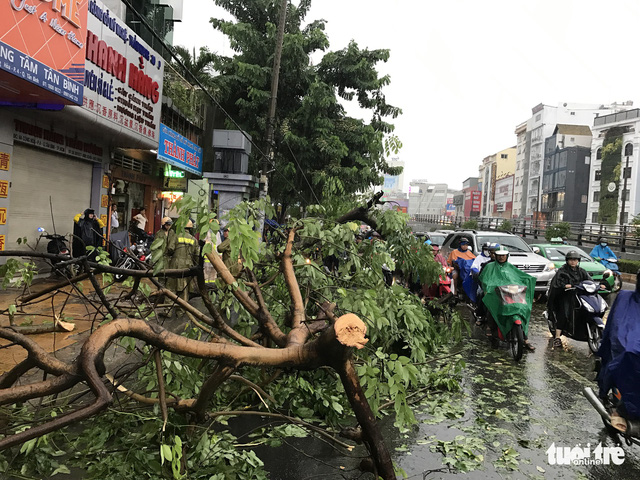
583, 279, 640, 446
421, 265, 453, 302
38, 228, 76, 277
486, 284, 530, 361
114, 238, 153, 282
593, 256, 622, 292
545, 280, 607, 354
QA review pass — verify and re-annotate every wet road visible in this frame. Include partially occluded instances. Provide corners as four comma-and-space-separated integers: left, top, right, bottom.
390, 297, 640, 479
260, 290, 640, 479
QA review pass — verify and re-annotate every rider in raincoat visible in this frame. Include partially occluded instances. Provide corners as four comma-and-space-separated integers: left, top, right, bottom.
480, 247, 536, 351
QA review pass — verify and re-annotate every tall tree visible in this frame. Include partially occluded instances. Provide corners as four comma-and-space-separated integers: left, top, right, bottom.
209, 0, 402, 213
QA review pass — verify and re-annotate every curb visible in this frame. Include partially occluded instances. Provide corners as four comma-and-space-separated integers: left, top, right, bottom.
621, 272, 637, 284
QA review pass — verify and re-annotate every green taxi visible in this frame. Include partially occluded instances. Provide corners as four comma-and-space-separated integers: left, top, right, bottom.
529, 242, 616, 292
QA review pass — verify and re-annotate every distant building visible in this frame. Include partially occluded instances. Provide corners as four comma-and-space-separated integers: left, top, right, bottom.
541, 125, 592, 222
462, 177, 481, 218
587, 109, 640, 225
409, 181, 448, 217
513, 102, 631, 219
478, 147, 516, 219
382, 158, 405, 196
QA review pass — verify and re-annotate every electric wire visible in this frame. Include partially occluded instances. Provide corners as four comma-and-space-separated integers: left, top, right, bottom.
120, 0, 317, 207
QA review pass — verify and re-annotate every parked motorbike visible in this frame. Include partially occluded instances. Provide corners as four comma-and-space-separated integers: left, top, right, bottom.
545, 280, 607, 354
38, 228, 75, 277
583, 277, 640, 446
486, 284, 530, 361
593, 256, 622, 292
114, 238, 153, 282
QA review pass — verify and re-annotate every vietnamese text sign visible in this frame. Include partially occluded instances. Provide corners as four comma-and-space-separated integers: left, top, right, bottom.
494, 176, 514, 204
158, 124, 203, 176
0, 208, 6, 225
13, 119, 103, 162
83, 0, 164, 141
0, 0, 87, 104
471, 191, 481, 212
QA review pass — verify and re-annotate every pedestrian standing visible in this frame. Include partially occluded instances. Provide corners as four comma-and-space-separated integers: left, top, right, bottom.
133, 207, 148, 232
110, 204, 119, 232
154, 217, 176, 270
73, 208, 104, 265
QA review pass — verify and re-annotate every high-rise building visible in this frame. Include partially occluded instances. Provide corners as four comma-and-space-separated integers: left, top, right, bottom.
478, 147, 516, 219
513, 102, 629, 219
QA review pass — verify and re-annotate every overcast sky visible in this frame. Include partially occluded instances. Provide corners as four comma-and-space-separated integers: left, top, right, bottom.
174, 0, 640, 192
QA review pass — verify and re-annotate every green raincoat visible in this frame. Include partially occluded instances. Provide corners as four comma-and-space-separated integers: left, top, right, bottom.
479, 261, 535, 336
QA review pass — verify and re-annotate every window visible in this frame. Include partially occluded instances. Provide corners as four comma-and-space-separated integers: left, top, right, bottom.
593, 191, 600, 202
596, 148, 602, 160
557, 192, 565, 207
554, 171, 566, 188
559, 151, 568, 168
570, 137, 575, 142
570, 112, 576, 116
581, 195, 588, 204
592, 212, 599, 223
624, 166, 632, 179
541, 194, 548, 209
595, 170, 602, 181
500, 153, 508, 159
625, 143, 634, 157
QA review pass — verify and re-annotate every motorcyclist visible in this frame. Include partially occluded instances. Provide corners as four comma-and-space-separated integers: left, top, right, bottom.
480, 247, 536, 352
597, 269, 640, 422
447, 236, 476, 295
590, 237, 618, 264
431, 244, 448, 269
547, 250, 606, 348
469, 242, 493, 325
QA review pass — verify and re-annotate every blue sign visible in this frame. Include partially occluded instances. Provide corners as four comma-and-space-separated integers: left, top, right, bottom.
0, 41, 83, 105
158, 124, 203, 176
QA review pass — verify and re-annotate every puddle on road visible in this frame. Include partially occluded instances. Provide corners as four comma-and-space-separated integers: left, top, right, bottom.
390, 305, 640, 479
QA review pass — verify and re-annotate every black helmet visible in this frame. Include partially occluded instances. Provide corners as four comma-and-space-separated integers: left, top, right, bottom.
481, 242, 491, 253
565, 250, 581, 260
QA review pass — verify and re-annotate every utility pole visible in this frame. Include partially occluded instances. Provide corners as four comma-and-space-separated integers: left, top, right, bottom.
261, 0, 289, 199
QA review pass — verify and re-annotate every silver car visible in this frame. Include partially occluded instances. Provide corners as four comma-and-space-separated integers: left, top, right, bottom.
441, 230, 556, 293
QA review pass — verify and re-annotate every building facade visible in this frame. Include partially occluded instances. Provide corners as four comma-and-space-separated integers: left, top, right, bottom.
408, 181, 448, 217
478, 147, 516, 219
462, 177, 481, 218
586, 109, 640, 225
541, 125, 592, 222
512, 102, 630, 219
0, 0, 205, 258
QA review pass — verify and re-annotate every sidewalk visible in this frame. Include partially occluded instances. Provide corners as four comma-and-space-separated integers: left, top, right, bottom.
0, 277, 121, 373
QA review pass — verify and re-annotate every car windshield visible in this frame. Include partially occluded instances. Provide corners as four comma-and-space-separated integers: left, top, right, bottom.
545, 246, 592, 262
429, 234, 447, 246
477, 235, 531, 253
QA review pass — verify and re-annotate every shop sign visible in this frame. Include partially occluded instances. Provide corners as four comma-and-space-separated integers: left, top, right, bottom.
0, 234, 4, 251
0, 0, 87, 105
82, 0, 164, 141
157, 124, 203, 176
0, 180, 8, 198
13, 119, 103, 162
163, 177, 187, 190
0, 207, 6, 225
470, 191, 481, 212
0, 152, 9, 170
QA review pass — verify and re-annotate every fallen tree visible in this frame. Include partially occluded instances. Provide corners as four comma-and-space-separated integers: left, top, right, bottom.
0, 195, 463, 479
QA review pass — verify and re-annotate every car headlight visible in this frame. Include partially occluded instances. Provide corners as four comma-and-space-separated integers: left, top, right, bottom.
543, 262, 556, 272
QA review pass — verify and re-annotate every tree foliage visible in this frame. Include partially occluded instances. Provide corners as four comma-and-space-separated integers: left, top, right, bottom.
0, 195, 462, 479
208, 0, 402, 212
598, 128, 624, 224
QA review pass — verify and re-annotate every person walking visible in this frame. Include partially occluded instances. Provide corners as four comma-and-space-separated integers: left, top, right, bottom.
166, 220, 198, 298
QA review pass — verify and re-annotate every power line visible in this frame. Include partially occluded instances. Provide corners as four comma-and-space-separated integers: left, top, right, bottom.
120, 0, 314, 208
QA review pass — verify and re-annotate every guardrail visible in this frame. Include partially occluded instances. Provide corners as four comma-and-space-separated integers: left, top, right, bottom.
409, 214, 640, 255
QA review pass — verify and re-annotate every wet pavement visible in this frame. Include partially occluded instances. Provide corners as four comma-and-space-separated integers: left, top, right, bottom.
258, 293, 640, 480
